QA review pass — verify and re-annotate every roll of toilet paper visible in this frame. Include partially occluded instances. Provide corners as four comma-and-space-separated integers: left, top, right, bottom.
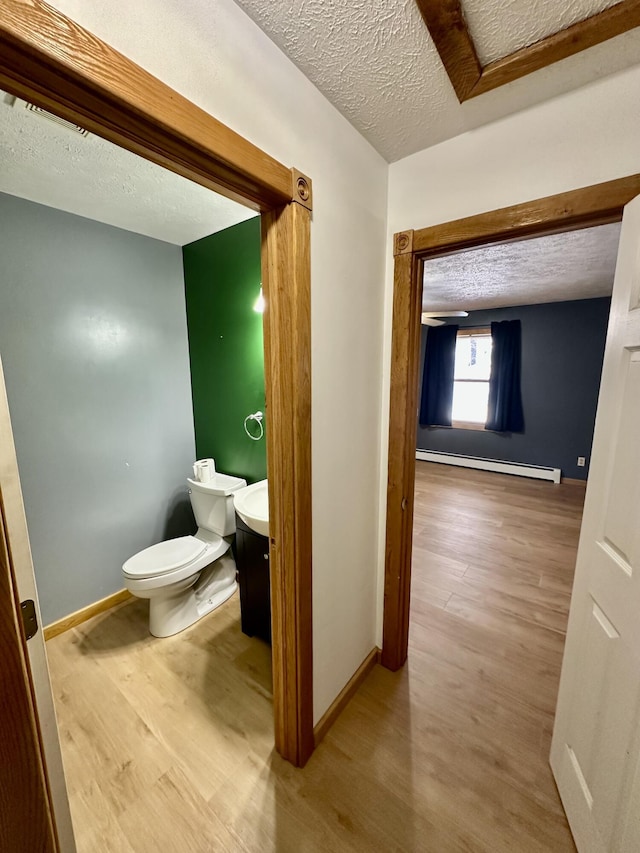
193, 458, 215, 482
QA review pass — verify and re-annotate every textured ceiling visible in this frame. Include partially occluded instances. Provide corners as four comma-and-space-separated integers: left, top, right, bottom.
0, 94, 256, 245
233, 0, 640, 161
464, 0, 621, 64
422, 222, 621, 312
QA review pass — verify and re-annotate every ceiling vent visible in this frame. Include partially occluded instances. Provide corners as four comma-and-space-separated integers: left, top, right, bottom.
24, 101, 89, 137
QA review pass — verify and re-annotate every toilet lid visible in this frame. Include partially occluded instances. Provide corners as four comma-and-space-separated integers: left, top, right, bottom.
123, 536, 208, 578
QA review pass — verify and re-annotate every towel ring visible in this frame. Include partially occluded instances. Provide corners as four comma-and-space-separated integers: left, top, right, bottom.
244, 411, 264, 441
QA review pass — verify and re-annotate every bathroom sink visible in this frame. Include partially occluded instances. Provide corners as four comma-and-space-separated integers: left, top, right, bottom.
233, 479, 269, 537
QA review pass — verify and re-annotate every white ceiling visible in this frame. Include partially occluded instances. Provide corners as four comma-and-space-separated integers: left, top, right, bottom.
233, 0, 640, 162
464, 0, 620, 64
3, 3, 638, 236
0, 93, 256, 246
422, 222, 621, 312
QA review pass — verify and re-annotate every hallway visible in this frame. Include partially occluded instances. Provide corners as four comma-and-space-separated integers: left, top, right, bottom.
46, 462, 583, 851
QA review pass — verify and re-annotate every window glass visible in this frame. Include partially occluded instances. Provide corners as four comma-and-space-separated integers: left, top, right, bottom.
452, 380, 489, 423
454, 334, 492, 380
452, 330, 491, 425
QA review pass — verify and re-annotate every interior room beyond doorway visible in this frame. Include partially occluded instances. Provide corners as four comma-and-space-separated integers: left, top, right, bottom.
417, 223, 617, 483
402, 218, 620, 848
0, 86, 279, 842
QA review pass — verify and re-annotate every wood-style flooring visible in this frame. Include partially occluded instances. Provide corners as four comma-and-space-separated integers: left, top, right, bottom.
46, 462, 584, 852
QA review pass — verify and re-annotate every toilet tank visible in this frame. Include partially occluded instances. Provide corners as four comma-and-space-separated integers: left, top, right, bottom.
187, 473, 247, 537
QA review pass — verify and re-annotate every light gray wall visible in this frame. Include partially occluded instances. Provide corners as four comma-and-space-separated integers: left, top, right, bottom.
0, 192, 196, 624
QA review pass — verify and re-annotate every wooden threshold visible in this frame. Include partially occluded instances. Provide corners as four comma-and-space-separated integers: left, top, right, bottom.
0, 0, 313, 774
43, 590, 132, 641
313, 647, 381, 747
415, 0, 640, 102
382, 173, 640, 672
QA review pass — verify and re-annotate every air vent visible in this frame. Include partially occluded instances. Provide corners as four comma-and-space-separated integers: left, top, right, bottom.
24, 102, 89, 136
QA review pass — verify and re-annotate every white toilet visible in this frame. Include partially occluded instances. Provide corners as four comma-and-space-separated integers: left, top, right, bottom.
122, 471, 247, 637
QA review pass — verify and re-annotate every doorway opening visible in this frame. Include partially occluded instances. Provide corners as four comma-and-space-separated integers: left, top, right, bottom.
411, 223, 616, 845
382, 175, 640, 846
0, 85, 283, 821
383, 175, 640, 671
0, 5, 313, 849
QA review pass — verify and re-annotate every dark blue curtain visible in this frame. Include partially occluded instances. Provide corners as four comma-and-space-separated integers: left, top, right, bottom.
419, 324, 458, 427
486, 320, 524, 432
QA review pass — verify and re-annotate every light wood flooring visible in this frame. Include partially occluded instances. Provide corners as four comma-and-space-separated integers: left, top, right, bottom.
46, 462, 584, 852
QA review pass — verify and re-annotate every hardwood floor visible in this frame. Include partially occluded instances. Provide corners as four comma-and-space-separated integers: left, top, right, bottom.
46, 462, 583, 851
406, 462, 584, 851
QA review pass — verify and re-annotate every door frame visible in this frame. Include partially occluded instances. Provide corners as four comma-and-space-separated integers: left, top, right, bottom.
382, 173, 640, 671
0, 487, 58, 850
0, 2, 314, 768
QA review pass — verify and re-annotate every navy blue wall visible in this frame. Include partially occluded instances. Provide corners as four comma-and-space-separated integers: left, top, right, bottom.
417, 297, 611, 480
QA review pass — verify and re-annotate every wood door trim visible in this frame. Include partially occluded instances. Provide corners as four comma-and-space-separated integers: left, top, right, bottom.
0, 490, 58, 851
0, 0, 294, 211
0, 0, 313, 768
416, 0, 640, 103
382, 173, 640, 671
382, 247, 423, 670
414, 175, 640, 258
262, 203, 314, 766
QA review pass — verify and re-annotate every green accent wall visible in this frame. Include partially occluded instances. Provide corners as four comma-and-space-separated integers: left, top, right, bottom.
183, 217, 266, 484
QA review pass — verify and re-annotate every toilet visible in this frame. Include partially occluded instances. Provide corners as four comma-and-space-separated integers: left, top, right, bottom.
122, 471, 247, 637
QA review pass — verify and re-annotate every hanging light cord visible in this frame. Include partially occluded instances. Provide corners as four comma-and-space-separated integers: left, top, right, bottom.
244, 411, 264, 441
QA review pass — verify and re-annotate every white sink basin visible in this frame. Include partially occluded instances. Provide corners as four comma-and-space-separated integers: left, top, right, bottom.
233, 479, 269, 537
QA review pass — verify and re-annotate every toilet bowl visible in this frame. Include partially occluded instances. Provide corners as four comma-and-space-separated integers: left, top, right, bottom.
122, 471, 247, 637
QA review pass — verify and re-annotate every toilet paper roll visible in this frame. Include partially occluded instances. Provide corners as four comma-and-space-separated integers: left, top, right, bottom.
193, 458, 215, 482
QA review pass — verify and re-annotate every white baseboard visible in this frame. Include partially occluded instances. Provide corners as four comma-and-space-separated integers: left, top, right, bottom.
416, 449, 561, 483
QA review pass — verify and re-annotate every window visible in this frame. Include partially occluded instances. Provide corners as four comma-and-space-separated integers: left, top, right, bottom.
452, 327, 492, 428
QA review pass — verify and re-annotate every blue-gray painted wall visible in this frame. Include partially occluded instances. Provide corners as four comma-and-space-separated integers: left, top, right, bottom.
417, 297, 611, 480
0, 193, 196, 624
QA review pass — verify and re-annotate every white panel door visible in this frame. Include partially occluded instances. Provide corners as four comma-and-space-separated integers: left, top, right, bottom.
551, 194, 640, 852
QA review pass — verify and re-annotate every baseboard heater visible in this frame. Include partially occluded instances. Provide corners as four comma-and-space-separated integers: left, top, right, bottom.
416, 449, 561, 484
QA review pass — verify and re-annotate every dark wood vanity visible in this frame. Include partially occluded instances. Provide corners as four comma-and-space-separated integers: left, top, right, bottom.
234, 515, 271, 643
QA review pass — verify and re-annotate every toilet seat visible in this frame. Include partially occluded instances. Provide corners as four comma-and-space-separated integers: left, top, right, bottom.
123, 535, 228, 582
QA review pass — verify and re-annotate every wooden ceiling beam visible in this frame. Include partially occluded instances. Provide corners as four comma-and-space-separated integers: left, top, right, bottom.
471, 0, 640, 98
415, 0, 481, 101
417, 0, 640, 103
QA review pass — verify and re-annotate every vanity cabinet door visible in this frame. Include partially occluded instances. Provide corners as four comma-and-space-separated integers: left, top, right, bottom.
235, 518, 271, 643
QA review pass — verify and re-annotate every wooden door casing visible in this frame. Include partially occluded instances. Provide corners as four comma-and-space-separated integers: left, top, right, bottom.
0, 490, 58, 852
382, 174, 640, 673
0, 0, 314, 774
